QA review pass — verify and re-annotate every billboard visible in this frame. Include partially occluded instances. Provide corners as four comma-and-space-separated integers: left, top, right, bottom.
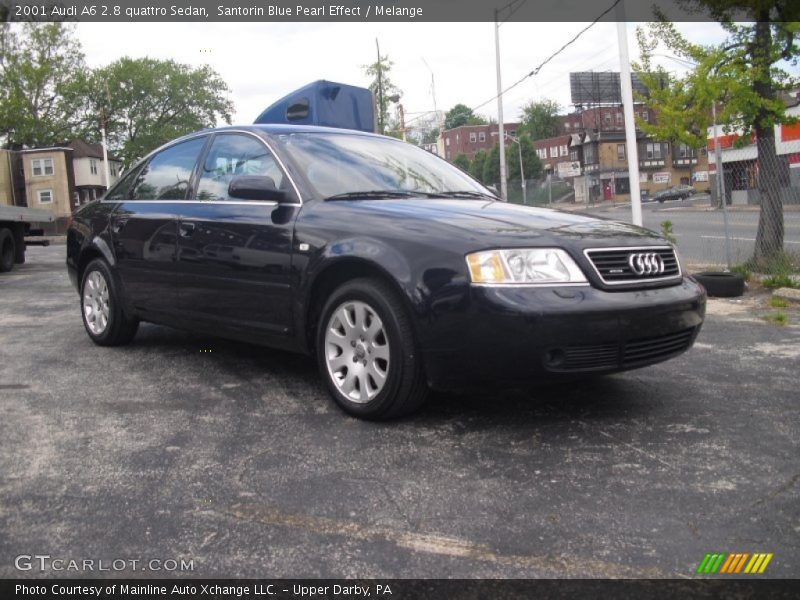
653, 172, 672, 185
570, 72, 658, 105
557, 161, 582, 178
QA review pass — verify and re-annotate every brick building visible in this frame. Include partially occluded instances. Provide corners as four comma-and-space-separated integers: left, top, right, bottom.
440, 123, 521, 161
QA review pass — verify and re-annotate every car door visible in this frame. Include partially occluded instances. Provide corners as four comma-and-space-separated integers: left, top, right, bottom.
174, 132, 299, 339
109, 136, 208, 316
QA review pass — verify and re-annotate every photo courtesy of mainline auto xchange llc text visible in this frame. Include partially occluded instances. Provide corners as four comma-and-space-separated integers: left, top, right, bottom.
1, 0, 799, 599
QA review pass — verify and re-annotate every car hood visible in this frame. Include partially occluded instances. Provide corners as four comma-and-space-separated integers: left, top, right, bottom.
351, 198, 667, 250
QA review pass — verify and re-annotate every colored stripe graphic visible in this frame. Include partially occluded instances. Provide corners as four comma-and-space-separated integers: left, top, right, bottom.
719, 554, 736, 573
700, 553, 774, 575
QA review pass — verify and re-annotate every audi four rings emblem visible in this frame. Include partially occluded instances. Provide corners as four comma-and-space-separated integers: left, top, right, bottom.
628, 252, 666, 276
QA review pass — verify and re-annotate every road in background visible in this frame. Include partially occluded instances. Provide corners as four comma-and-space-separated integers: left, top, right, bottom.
573, 196, 800, 267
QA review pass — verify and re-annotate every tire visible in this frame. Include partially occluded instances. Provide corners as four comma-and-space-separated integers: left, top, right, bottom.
316, 278, 428, 420
0, 228, 15, 273
80, 258, 139, 346
693, 271, 745, 298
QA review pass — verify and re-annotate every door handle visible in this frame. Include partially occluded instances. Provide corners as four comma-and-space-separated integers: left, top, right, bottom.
179, 222, 196, 238
110, 218, 128, 234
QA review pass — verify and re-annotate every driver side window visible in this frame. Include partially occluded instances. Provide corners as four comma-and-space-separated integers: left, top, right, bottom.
196, 134, 284, 201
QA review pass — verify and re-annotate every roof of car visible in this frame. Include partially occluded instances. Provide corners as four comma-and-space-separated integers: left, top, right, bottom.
204, 124, 383, 137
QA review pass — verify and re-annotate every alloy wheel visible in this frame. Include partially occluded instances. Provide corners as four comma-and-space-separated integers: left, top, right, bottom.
324, 300, 391, 403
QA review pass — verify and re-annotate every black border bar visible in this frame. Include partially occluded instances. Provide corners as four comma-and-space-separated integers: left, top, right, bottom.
2, 0, 754, 23
3, 579, 800, 600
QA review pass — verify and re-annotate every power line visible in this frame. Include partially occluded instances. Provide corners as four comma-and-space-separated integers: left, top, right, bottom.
472, 0, 622, 113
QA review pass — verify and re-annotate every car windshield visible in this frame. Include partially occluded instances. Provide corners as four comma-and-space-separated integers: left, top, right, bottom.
271, 132, 492, 200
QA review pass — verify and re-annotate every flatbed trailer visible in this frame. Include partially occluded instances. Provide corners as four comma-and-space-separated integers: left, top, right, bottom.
0, 204, 55, 272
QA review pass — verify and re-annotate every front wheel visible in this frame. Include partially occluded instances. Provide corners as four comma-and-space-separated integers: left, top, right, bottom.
80, 258, 139, 346
316, 278, 428, 420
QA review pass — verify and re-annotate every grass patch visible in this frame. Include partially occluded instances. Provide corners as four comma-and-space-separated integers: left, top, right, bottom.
741, 251, 800, 278
763, 312, 788, 326
769, 296, 790, 309
762, 274, 800, 290
730, 264, 752, 282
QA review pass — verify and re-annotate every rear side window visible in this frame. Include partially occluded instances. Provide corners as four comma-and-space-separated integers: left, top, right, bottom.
196, 134, 285, 201
104, 163, 145, 200
130, 137, 206, 200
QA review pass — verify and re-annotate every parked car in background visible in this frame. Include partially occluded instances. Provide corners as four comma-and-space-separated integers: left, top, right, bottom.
654, 184, 697, 203
66, 125, 706, 420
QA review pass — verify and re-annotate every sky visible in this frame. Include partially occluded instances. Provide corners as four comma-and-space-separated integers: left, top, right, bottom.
74, 21, 744, 132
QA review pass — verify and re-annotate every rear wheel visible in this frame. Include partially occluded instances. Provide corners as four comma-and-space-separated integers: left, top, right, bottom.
316, 278, 428, 420
80, 258, 139, 346
0, 228, 15, 272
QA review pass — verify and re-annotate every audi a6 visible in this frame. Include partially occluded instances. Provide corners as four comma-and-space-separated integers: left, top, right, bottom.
67, 125, 706, 419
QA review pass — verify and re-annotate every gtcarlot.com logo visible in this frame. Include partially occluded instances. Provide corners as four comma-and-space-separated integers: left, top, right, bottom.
696, 552, 773, 574
15, 554, 194, 572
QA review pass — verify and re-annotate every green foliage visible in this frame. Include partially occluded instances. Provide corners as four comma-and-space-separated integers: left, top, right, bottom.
741, 250, 799, 278
363, 54, 401, 135
660, 220, 677, 244
420, 126, 439, 145
730, 263, 752, 281
768, 296, 789, 309
635, 6, 800, 263
0, 23, 91, 146
506, 135, 543, 181
763, 312, 788, 326
518, 99, 562, 141
482, 144, 502, 186
87, 57, 233, 165
469, 150, 488, 183
762, 274, 800, 290
444, 103, 487, 130
452, 153, 470, 172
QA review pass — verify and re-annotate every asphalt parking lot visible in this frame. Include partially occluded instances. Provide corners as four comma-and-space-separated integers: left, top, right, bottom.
1, 244, 798, 578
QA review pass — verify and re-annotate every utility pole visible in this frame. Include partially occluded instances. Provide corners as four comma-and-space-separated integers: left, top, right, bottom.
615, 5, 643, 226
100, 81, 112, 190
398, 103, 406, 141
494, 9, 508, 202
712, 101, 732, 269
376, 38, 384, 135
99, 109, 111, 191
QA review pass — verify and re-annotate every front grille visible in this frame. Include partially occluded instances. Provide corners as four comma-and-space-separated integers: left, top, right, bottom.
584, 246, 680, 285
622, 327, 696, 367
547, 327, 696, 372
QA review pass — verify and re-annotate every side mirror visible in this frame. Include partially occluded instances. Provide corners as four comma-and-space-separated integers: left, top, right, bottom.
487, 185, 502, 199
228, 176, 288, 202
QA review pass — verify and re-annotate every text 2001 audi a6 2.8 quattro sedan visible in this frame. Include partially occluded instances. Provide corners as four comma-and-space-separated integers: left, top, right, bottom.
67, 125, 706, 419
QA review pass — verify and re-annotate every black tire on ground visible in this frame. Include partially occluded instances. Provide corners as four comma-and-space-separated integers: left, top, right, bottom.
693, 271, 745, 298
80, 258, 139, 346
316, 277, 428, 420
0, 228, 15, 272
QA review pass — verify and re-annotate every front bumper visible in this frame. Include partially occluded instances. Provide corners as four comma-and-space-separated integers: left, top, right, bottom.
422, 277, 706, 390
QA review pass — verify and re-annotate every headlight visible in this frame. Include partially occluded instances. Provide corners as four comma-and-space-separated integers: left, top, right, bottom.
466, 248, 587, 285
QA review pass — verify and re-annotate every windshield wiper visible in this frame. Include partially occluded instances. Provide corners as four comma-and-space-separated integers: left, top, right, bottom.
435, 191, 498, 200
324, 190, 417, 201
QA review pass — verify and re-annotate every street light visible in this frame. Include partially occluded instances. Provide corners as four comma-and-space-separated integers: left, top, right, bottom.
508, 136, 527, 205
492, 131, 526, 204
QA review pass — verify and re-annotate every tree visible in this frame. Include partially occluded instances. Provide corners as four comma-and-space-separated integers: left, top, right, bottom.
470, 150, 488, 183
482, 144, 503, 186
518, 99, 561, 141
452, 153, 470, 171
86, 57, 234, 165
363, 53, 401, 135
444, 103, 487, 130
640, 4, 799, 267
0, 23, 90, 146
506, 135, 543, 182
